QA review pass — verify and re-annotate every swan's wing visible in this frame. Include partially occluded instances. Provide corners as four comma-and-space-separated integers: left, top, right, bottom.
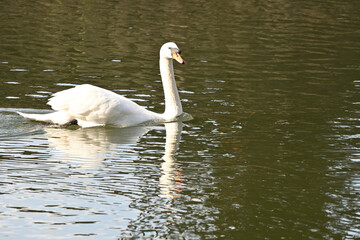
48, 84, 146, 125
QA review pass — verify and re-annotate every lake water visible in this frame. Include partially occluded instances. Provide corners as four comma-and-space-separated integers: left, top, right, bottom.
1, 0, 359, 239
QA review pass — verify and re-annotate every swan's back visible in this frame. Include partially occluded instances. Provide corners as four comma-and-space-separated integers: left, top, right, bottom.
49, 84, 160, 127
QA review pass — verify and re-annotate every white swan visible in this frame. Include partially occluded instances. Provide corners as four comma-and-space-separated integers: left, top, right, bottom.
18, 42, 186, 128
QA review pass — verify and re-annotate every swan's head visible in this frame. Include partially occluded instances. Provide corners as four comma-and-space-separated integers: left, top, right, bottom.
160, 42, 185, 64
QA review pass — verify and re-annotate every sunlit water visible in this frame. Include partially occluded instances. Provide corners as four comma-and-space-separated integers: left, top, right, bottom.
1, 0, 359, 239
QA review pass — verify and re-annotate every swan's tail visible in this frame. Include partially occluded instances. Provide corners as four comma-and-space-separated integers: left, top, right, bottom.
17, 111, 74, 125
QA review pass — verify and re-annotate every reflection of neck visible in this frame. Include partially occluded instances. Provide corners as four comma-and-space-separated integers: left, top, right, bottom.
160, 58, 183, 120
160, 122, 183, 199
164, 121, 182, 156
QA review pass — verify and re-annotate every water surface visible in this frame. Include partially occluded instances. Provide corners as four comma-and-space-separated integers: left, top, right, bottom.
1, 0, 359, 239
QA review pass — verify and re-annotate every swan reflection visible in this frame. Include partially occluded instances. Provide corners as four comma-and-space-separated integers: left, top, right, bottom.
159, 122, 184, 199
45, 126, 151, 170
44, 122, 184, 198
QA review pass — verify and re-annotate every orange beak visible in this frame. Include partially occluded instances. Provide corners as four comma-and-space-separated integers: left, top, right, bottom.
172, 51, 185, 64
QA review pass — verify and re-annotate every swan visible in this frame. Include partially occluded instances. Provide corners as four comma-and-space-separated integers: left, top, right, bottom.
18, 42, 186, 128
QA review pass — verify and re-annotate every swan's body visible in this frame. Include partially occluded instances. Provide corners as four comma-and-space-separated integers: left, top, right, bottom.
18, 42, 185, 128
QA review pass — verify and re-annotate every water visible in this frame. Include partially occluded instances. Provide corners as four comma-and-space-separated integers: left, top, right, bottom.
1, 0, 359, 239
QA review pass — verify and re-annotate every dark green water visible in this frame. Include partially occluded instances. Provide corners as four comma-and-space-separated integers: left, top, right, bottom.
0, 0, 359, 239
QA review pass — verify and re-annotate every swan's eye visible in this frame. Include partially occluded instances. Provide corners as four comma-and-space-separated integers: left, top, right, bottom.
169, 47, 181, 55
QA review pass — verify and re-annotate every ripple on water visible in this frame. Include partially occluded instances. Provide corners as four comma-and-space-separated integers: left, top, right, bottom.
0, 112, 191, 238
9, 68, 28, 72
4, 81, 20, 85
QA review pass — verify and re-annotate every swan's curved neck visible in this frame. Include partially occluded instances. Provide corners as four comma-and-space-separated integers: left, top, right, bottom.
160, 57, 182, 119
